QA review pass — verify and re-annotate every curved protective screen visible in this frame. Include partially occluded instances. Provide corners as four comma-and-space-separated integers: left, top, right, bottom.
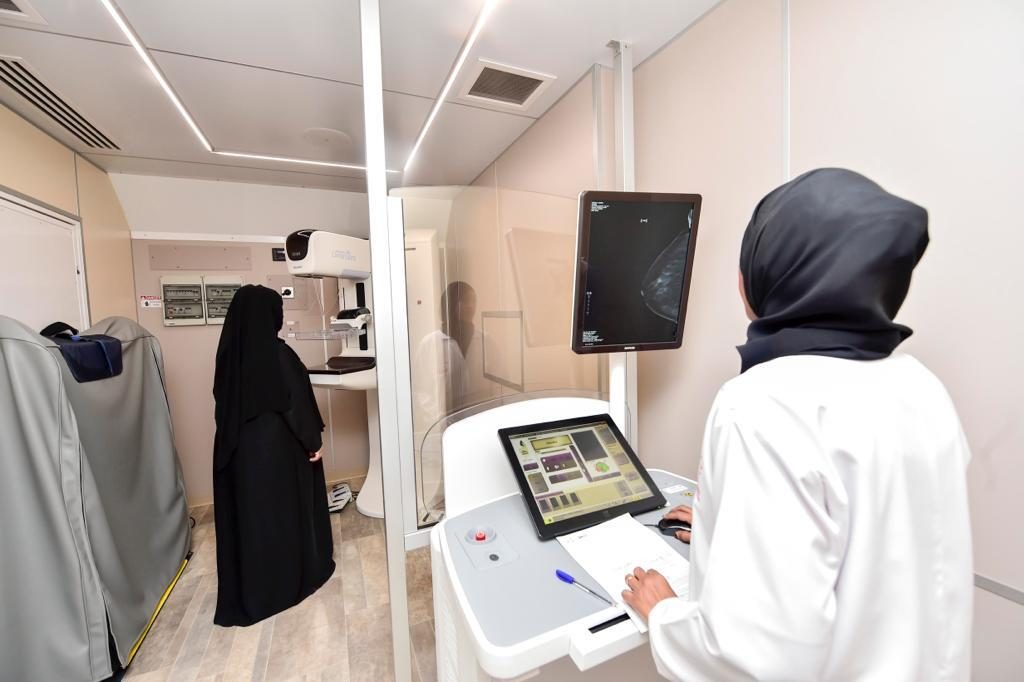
571, 191, 701, 353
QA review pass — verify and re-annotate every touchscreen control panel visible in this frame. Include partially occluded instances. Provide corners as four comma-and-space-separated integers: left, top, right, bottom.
509, 421, 655, 526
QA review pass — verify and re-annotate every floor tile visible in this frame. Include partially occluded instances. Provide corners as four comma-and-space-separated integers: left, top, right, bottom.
124, 488, 434, 682
345, 604, 395, 682
167, 583, 218, 681
410, 621, 437, 682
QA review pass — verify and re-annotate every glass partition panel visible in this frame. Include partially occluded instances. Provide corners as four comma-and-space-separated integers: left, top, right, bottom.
401, 181, 608, 527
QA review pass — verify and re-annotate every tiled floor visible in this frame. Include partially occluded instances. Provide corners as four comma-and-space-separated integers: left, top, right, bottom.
124, 495, 437, 682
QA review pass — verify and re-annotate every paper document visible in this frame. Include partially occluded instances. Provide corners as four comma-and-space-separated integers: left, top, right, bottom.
557, 514, 690, 632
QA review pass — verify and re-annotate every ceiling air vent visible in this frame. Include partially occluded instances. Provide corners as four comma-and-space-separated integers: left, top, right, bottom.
469, 67, 543, 105
0, 58, 119, 150
461, 59, 554, 110
0, 0, 45, 22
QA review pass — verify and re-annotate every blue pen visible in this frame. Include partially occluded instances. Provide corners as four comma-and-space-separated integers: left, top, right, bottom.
556, 569, 613, 606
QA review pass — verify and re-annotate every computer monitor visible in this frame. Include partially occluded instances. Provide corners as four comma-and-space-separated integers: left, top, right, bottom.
571, 191, 701, 354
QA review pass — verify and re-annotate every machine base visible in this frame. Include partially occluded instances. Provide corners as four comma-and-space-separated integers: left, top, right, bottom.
356, 389, 384, 518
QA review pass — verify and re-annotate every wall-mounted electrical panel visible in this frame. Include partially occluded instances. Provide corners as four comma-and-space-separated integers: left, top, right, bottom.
160, 276, 205, 326
159, 274, 205, 325
203, 275, 243, 325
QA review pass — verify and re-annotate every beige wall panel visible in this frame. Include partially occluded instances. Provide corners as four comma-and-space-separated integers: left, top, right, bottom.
497, 188, 599, 393
132, 239, 369, 505
322, 390, 369, 486
147, 244, 253, 271
634, 0, 784, 476
448, 175, 502, 407
75, 156, 137, 322
972, 587, 1024, 681
492, 74, 602, 397
0, 103, 78, 215
0, 104, 137, 324
486, 73, 596, 198
789, 0, 1024, 593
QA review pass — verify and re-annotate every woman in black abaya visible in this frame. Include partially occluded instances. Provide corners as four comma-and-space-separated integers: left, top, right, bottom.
212, 284, 335, 626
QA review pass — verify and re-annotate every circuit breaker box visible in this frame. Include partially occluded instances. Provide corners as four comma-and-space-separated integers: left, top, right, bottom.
160, 276, 205, 326
203, 276, 243, 325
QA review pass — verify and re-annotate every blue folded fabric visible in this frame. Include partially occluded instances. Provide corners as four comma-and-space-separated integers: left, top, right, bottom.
40, 322, 123, 383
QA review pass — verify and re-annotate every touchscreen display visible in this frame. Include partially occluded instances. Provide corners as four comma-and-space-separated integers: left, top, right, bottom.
508, 421, 657, 525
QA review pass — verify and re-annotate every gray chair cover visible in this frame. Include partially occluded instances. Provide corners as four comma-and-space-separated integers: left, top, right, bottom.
0, 316, 191, 682
0, 317, 111, 681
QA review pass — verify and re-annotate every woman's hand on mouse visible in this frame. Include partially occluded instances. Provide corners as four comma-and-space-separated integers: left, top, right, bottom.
622, 567, 677, 620
664, 504, 692, 543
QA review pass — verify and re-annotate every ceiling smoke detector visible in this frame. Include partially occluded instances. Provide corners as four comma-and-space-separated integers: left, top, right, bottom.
301, 127, 354, 154
460, 59, 555, 111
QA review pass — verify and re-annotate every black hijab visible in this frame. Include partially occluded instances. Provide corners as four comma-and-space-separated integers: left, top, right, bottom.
737, 168, 929, 373
213, 285, 289, 470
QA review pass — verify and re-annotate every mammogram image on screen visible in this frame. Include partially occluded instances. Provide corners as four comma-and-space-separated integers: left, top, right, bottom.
641, 210, 693, 323
579, 199, 695, 348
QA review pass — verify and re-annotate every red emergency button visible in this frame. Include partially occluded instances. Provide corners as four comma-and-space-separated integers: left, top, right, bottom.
474, 531, 487, 542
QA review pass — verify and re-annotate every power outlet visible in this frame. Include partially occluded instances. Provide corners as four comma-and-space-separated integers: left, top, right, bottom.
281, 286, 295, 299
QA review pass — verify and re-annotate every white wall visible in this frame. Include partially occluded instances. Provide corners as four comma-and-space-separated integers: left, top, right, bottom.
109, 174, 370, 238
635, 0, 782, 478
390, 185, 461, 241
633, 0, 1024, 677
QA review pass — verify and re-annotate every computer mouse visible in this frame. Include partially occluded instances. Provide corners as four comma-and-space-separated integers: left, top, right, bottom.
657, 518, 692, 536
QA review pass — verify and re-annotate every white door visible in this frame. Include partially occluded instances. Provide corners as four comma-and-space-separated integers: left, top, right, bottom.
0, 193, 89, 332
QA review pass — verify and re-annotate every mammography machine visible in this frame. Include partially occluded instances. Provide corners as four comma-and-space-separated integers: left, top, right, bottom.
286, 229, 383, 517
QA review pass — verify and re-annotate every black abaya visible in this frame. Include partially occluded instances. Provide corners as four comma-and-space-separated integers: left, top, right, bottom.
212, 286, 335, 627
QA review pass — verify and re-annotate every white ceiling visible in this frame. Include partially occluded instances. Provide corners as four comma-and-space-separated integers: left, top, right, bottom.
0, 0, 719, 192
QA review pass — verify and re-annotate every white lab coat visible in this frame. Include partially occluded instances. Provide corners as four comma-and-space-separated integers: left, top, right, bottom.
649, 353, 973, 681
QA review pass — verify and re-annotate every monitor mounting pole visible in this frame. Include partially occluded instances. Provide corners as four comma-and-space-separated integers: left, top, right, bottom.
607, 39, 639, 450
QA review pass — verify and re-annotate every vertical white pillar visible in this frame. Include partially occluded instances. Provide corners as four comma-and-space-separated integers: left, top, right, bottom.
387, 197, 419, 539
611, 41, 635, 193
608, 40, 639, 449
359, 0, 413, 679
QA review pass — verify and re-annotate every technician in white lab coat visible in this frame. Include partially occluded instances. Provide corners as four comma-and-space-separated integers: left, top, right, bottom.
622, 169, 973, 681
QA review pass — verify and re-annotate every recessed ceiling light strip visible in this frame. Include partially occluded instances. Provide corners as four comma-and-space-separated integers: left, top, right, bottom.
403, 0, 498, 173
98, 0, 212, 152
97, 0, 392, 174
214, 150, 400, 173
